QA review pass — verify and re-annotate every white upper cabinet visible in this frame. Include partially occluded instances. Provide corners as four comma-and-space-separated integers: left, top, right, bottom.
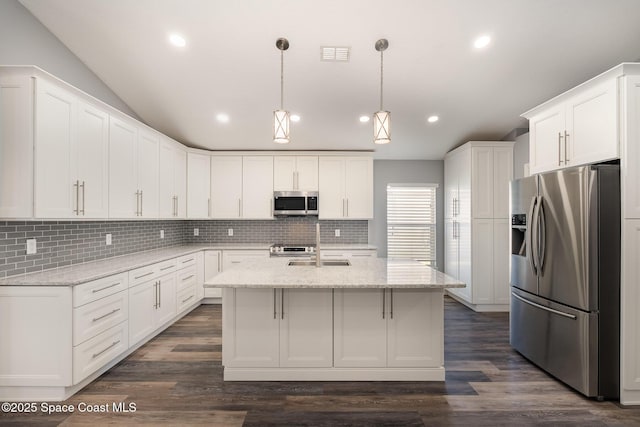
136, 129, 160, 218
210, 156, 242, 219
623, 75, 640, 219
274, 156, 318, 191
526, 78, 619, 174
318, 156, 373, 219
242, 156, 273, 219
159, 139, 187, 218
186, 152, 211, 219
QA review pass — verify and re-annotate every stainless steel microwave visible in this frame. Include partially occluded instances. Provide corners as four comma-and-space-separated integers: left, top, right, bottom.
273, 191, 318, 216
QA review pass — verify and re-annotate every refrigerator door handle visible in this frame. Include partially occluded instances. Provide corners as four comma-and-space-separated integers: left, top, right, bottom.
528, 196, 538, 275
512, 292, 577, 320
538, 196, 547, 272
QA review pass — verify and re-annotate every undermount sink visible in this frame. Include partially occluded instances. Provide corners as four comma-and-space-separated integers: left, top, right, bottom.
288, 259, 351, 267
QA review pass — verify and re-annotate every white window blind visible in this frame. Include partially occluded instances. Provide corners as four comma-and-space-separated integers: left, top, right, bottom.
387, 184, 437, 266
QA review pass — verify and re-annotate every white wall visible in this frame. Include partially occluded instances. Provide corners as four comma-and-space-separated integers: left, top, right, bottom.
513, 132, 530, 179
0, 0, 138, 117
371, 160, 444, 269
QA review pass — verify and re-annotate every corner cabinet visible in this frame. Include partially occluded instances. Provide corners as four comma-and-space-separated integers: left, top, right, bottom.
444, 141, 513, 312
318, 156, 373, 219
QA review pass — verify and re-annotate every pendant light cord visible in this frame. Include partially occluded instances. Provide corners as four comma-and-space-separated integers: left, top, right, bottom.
379, 50, 384, 111
280, 49, 284, 110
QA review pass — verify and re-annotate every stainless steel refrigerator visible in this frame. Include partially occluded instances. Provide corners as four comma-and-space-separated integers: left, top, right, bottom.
509, 164, 620, 399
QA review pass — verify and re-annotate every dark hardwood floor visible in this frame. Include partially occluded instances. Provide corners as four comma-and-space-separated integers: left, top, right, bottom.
3, 297, 640, 426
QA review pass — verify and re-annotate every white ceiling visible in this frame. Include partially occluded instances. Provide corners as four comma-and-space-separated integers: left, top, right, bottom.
19, 0, 640, 159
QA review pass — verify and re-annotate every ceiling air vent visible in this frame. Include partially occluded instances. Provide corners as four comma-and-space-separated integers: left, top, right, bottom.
321, 46, 350, 62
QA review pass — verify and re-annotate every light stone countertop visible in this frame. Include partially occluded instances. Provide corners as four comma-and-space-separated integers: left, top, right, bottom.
0, 243, 377, 287
205, 257, 465, 289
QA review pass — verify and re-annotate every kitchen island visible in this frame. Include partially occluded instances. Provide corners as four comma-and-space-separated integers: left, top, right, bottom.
205, 257, 464, 381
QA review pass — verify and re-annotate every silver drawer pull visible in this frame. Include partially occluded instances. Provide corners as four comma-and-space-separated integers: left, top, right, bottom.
182, 295, 195, 304
92, 340, 121, 359
231, 261, 241, 264
134, 271, 154, 280
181, 258, 194, 264
512, 292, 577, 319
92, 308, 121, 322
182, 274, 195, 281
91, 282, 121, 293
160, 265, 174, 271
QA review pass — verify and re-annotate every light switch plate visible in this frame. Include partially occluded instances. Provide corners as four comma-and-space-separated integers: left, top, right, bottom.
228, 228, 233, 236
335, 229, 341, 237
160, 230, 165, 239
106, 234, 112, 245
194, 228, 199, 236
26, 239, 37, 254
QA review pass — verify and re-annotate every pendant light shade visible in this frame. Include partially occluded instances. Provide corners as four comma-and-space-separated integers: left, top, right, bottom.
373, 39, 390, 144
274, 38, 290, 144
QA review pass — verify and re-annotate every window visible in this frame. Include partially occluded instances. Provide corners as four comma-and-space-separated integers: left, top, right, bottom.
387, 184, 437, 266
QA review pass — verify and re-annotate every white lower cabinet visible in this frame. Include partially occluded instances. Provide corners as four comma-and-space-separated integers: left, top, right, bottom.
203, 250, 222, 299
176, 265, 197, 314
222, 249, 269, 270
72, 321, 128, 384
222, 288, 333, 368
622, 219, 640, 401
334, 289, 443, 368
128, 272, 177, 345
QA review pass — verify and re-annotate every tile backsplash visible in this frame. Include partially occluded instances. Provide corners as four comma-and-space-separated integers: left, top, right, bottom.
0, 218, 368, 278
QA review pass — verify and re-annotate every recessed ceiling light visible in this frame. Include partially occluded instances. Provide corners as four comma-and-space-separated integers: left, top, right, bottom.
216, 113, 229, 123
290, 114, 301, 122
359, 115, 370, 123
168, 33, 186, 47
427, 115, 439, 123
473, 35, 491, 49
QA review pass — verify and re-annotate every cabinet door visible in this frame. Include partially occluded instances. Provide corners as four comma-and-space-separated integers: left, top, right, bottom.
493, 146, 513, 219
154, 273, 176, 327
296, 156, 319, 191
222, 288, 279, 367
128, 281, 156, 345
471, 146, 494, 219
623, 75, 640, 219
387, 290, 443, 368
137, 129, 159, 218
344, 157, 373, 218
34, 79, 76, 218
76, 101, 109, 218
622, 219, 640, 392
444, 218, 458, 279
319, 157, 346, 219
242, 156, 273, 219
457, 148, 472, 220
0, 74, 33, 218
567, 79, 618, 167
471, 218, 493, 304
158, 140, 175, 218
529, 105, 565, 174
457, 218, 472, 302
273, 156, 296, 191
174, 148, 187, 218
203, 250, 221, 298
444, 153, 457, 220
280, 289, 333, 368
493, 219, 510, 305
210, 156, 242, 218
334, 289, 386, 367
109, 116, 137, 218
186, 152, 211, 218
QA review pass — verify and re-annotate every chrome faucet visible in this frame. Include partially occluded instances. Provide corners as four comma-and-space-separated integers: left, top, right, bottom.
315, 222, 321, 267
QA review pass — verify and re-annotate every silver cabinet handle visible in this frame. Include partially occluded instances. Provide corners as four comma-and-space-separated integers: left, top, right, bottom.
292, 171, 296, 190
175, 195, 178, 217
238, 199, 242, 217
346, 199, 349, 217
135, 190, 140, 216
134, 271, 154, 280
564, 131, 570, 163
382, 288, 386, 319
342, 199, 346, 217
281, 288, 285, 319
512, 292, 577, 319
182, 294, 194, 304
92, 340, 121, 359
153, 282, 158, 309
558, 132, 564, 166
158, 279, 161, 308
208, 198, 211, 217
390, 289, 394, 319
140, 190, 143, 216
182, 274, 195, 281
160, 265, 174, 271
80, 181, 85, 215
92, 308, 121, 322
273, 288, 277, 319
73, 180, 79, 215
182, 258, 194, 264
92, 282, 121, 293
217, 252, 221, 272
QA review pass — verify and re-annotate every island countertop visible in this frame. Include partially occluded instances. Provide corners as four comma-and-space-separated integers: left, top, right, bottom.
204, 257, 465, 289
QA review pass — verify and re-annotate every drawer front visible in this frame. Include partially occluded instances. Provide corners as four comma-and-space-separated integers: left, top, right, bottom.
176, 266, 197, 292
73, 273, 128, 308
73, 321, 128, 384
157, 259, 177, 275
177, 284, 197, 314
204, 287, 222, 298
129, 264, 159, 287
73, 290, 129, 346
176, 253, 197, 270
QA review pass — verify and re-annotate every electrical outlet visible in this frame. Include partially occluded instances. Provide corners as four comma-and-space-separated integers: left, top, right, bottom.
335, 229, 341, 237
193, 228, 199, 236
228, 228, 234, 236
106, 234, 112, 245
160, 230, 165, 239
26, 239, 37, 254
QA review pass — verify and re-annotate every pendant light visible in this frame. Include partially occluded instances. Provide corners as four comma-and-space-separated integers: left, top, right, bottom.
373, 39, 390, 144
274, 38, 290, 144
